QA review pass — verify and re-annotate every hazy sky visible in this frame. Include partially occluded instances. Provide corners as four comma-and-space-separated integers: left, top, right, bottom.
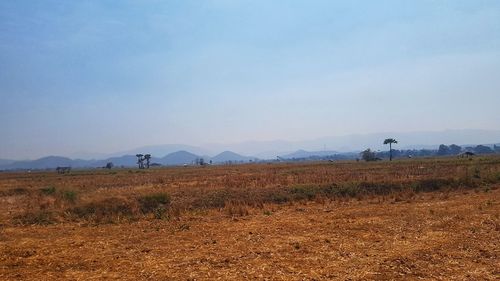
1, 0, 500, 159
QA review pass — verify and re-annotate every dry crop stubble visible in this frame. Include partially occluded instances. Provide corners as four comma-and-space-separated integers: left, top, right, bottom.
0, 156, 499, 279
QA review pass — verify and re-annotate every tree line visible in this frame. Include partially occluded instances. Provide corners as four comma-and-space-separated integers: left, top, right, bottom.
361, 143, 500, 161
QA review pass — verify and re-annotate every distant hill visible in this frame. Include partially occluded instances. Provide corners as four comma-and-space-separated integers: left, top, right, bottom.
2, 135, 498, 170
3, 156, 76, 170
210, 151, 256, 163
93, 155, 145, 168
159, 151, 199, 165
201, 129, 500, 158
105, 144, 209, 159
281, 150, 339, 159
0, 159, 15, 166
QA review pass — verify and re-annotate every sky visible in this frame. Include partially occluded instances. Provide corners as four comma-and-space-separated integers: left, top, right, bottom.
1, 0, 500, 159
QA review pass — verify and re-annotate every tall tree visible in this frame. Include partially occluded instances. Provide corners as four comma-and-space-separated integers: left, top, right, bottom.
144, 154, 151, 169
383, 138, 398, 161
474, 145, 493, 154
437, 144, 450, 156
449, 144, 462, 155
136, 154, 144, 169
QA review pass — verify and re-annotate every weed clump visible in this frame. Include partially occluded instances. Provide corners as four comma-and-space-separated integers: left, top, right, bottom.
333, 183, 361, 197
262, 189, 289, 204
69, 197, 135, 222
61, 190, 77, 203
0, 187, 29, 196
224, 202, 250, 217
412, 178, 455, 192
290, 185, 319, 200
14, 211, 55, 225
40, 186, 56, 195
192, 190, 228, 208
138, 193, 171, 213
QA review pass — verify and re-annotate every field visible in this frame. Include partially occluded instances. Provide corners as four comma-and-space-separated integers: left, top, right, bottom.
1, 157, 499, 280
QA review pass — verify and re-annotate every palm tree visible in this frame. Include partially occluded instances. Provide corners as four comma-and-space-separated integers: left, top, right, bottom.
383, 138, 398, 161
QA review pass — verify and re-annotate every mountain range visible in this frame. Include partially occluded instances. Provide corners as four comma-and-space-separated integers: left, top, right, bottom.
1, 129, 500, 170
0, 150, 257, 170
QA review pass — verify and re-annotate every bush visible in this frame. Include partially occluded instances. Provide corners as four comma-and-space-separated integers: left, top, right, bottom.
334, 184, 361, 197
61, 190, 77, 203
69, 197, 135, 221
290, 185, 318, 200
14, 211, 55, 225
357, 181, 402, 195
411, 178, 455, 192
0, 187, 29, 196
138, 193, 171, 213
191, 190, 228, 208
267, 191, 290, 204
360, 149, 378, 161
40, 186, 56, 195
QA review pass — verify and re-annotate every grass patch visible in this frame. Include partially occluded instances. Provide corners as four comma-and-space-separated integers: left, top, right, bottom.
192, 190, 228, 208
265, 190, 290, 204
69, 197, 136, 222
14, 211, 55, 225
224, 202, 250, 217
333, 184, 362, 197
290, 185, 319, 200
138, 193, 171, 213
40, 186, 56, 195
0, 187, 29, 197
411, 178, 456, 192
60, 190, 77, 203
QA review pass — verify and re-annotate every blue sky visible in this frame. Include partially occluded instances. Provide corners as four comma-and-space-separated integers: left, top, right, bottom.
1, 0, 500, 159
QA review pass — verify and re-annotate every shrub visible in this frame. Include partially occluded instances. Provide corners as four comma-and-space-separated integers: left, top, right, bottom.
356, 182, 403, 195
334, 184, 360, 197
61, 190, 77, 203
69, 197, 135, 221
40, 186, 56, 195
290, 185, 318, 200
153, 206, 168, 219
138, 193, 171, 213
268, 192, 290, 204
0, 187, 29, 196
411, 178, 455, 192
192, 190, 228, 208
14, 211, 55, 225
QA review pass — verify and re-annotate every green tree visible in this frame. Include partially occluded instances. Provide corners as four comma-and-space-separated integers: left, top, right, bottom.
360, 148, 377, 162
437, 144, 450, 156
383, 138, 398, 161
449, 144, 462, 155
474, 145, 493, 154
144, 154, 151, 169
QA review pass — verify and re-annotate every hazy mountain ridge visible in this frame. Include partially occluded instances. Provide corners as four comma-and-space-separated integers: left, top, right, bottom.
210, 151, 256, 163
159, 151, 199, 165
202, 129, 500, 157
0, 159, 15, 166
0, 151, 256, 170
280, 150, 339, 159
95, 144, 209, 160
1, 129, 500, 170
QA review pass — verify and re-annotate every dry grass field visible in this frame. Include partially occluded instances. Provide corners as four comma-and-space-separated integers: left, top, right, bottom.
1, 157, 499, 280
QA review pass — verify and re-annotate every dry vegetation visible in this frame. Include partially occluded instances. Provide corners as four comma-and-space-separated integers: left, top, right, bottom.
1, 157, 499, 280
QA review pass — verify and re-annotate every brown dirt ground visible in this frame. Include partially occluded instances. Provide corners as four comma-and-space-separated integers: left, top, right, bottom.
1, 188, 498, 280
